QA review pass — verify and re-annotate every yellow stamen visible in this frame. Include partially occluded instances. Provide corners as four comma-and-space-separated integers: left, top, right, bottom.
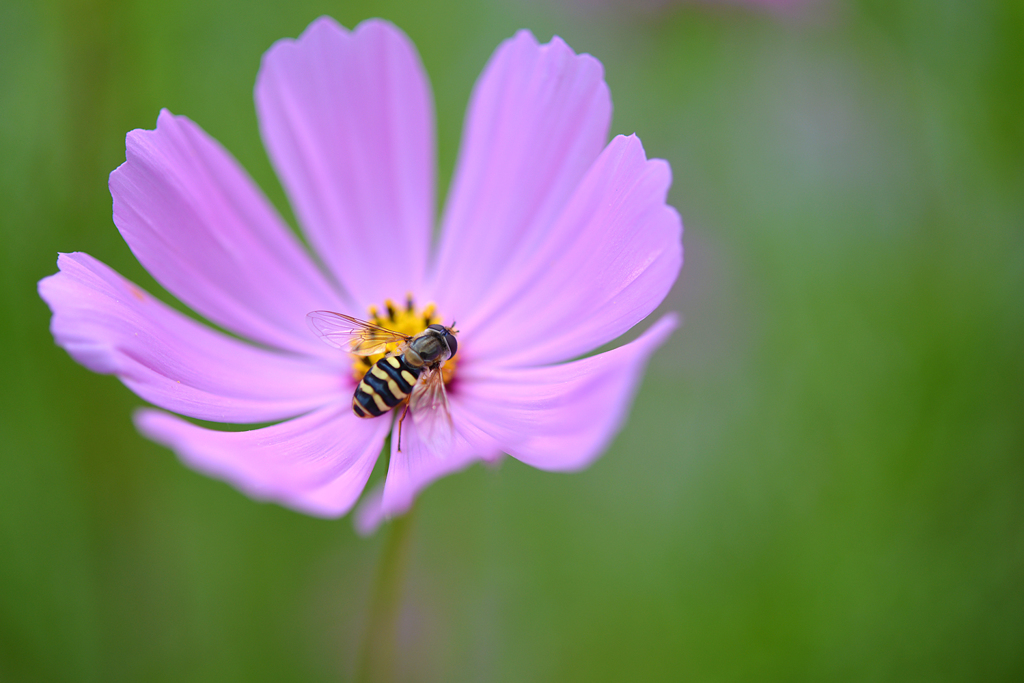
351, 295, 458, 386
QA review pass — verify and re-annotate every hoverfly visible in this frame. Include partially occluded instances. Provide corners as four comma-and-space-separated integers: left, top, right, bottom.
306, 311, 458, 451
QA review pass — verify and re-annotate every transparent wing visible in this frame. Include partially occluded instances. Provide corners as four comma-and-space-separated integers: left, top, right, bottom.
305, 311, 410, 356
410, 366, 454, 455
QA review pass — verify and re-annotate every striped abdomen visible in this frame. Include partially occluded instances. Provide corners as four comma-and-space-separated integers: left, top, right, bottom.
353, 355, 423, 418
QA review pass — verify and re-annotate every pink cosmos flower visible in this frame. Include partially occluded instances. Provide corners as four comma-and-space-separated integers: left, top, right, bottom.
38, 17, 682, 532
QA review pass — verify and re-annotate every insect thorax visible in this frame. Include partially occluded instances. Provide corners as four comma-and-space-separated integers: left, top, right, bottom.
346, 297, 458, 386
405, 329, 450, 367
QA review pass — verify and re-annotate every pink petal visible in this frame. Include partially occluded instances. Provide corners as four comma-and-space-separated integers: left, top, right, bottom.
355, 415, 501, 533
458, 135, 682, 367
136, 402, 390, 517
110, 110, 347, 357
255, 17, 434, 307
352, 403, 505, 534
428, 30, 612, 322
457, 314, 678, 471
355, 315, 675, 532
38, 253, 346, 423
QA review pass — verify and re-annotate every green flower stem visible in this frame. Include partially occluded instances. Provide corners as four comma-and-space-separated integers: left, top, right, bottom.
355, 506, 416, 683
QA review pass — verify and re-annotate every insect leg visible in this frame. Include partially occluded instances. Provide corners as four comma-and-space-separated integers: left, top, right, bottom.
396, 402, 411, 452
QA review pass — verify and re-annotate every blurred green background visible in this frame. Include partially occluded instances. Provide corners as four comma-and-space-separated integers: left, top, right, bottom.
2, 0, 1022, 680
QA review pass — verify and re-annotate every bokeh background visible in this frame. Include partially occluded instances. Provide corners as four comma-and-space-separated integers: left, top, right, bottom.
2, 0, 1022, 680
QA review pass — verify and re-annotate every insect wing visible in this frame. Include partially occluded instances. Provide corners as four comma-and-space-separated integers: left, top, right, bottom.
305, 311, 410, 356
410, 366, 454, 455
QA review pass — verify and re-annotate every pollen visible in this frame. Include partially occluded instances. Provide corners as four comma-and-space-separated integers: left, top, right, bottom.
351, 295, 458, 385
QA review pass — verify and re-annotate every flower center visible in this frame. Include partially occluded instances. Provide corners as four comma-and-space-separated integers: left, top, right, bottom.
351, 296, 458, 385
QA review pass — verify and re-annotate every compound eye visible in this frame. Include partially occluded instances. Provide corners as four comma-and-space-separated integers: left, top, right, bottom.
427, 323, 445, 332
444, 331, 458, 358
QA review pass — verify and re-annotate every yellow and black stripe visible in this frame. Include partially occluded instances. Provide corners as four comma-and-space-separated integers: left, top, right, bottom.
353, 355, 422, 418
